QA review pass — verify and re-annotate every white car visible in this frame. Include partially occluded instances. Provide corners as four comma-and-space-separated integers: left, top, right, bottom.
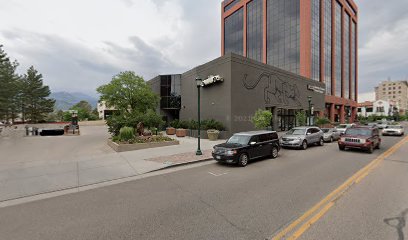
336, 124, 355, 135
382, 125, 404, 136
377, 122, 388, 129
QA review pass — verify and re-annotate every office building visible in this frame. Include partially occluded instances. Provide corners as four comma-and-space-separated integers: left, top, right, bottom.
375, 80, 408, 114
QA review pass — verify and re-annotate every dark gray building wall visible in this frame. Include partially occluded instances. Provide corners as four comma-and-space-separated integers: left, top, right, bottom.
180, 53, 325, 136
146, 76, 162, 116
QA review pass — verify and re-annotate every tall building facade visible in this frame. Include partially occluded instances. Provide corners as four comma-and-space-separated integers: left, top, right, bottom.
222, 0, 358, 123
375, 80, 408, 114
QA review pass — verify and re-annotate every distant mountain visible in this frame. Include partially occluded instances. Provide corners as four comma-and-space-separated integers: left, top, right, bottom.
50, 91, 98, 110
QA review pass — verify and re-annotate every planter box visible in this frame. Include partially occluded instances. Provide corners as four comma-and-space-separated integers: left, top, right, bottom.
187, 129, 228, 139
176, 128, 187, 137
107, 139, 179, 152
166, 127, 176, 135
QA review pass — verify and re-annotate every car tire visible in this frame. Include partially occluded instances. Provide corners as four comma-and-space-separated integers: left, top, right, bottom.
271, 146, 279, 159
368, 144, 374, 154
339, 145, 345, 151
301, 140, 308, 150
238, 153, 249, 167
318, 138, 324, 146
375, 142, 380, 149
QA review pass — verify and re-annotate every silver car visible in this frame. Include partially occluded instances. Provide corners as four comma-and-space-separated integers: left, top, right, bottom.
336, 123, 355, 135
322, 128, 341, 142
280, 126, 324, 150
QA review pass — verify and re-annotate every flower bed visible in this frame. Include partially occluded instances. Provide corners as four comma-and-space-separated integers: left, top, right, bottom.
108, 135, 179, 152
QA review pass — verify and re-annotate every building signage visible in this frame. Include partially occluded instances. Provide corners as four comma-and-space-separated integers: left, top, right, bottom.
307, 85, 325, 94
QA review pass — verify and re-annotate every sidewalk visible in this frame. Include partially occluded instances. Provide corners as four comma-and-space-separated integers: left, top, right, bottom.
300, 136, 408, 240
0, 131, 223, 202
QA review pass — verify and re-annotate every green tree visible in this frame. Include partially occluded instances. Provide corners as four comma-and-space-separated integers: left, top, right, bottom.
21, 66, 55, 123
97, 71, 159, 114
296, 111, 307, 126
251, 109, 272, 129
0, 45, 21, 122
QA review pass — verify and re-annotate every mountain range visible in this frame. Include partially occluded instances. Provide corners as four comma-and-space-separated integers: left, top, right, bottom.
50, 91, 99, 110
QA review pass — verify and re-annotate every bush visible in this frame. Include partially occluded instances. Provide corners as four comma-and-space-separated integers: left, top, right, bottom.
296, 111, 307, 126
169, 119, 180, 128
119, 127, 134, 142
143, 109, 165, 129
251, 109, 272, 129
315, 117, 331, 126
202, 119, 225, 131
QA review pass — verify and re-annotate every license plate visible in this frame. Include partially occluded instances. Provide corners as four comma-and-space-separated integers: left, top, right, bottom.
216, 156, 221, 160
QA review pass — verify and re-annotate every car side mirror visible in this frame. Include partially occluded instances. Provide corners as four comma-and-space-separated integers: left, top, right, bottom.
249, 141, 256, 145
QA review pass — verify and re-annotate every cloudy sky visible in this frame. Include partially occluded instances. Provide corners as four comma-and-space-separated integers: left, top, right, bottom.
1, 0, 407, 100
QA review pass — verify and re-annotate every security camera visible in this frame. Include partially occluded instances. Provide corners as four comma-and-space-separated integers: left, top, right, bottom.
201, 75, 224, 87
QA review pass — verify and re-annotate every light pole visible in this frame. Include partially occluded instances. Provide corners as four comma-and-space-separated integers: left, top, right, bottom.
195, 77, 203, 156
308, 96, 312, 126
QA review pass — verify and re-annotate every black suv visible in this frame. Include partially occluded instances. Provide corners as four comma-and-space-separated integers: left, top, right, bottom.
212, 131, 280, 167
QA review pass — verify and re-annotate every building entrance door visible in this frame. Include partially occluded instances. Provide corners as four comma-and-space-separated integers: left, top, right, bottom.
277, 109, 300, 131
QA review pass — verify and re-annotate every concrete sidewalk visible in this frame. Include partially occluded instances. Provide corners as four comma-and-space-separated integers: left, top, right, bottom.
0, 131, 223, 202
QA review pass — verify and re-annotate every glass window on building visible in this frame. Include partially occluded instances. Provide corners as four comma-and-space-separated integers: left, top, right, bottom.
311, 0, 320, 81
324, 0, 332, 95
247, 0, 263, 62
344, 14, 350, 99
224, 0, 241, 12
224, 8, 244, 56
266, 0, 300, 74
335, 2, 342, 97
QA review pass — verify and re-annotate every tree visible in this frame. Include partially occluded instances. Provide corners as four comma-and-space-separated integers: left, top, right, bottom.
0, 45, 21, 122
21, 66, 55, 123
296, 111, 307, 126
97, 72, 162, 136
97, 71, 159, 114
252, 109, 272, 129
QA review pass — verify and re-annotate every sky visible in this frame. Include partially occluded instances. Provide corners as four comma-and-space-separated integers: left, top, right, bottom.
0, 0, 407, 101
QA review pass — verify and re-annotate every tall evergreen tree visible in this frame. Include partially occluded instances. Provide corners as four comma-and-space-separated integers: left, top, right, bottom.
21, 66, 55, 123
0, 45, 21, 122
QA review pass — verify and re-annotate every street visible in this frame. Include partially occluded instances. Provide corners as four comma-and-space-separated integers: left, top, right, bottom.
0, 134, 406, 240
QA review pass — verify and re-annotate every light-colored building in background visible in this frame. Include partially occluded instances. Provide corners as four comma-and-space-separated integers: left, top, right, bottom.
375, 80, 408, 114
97, 101, 117, 120
358, 100, 399, 117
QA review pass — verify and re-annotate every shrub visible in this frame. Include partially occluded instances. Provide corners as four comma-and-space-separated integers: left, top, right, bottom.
119, 127, 134, 142
178, 120, 190, 129
315, 117, 331, 126
252, 109, 272, 129
169, 119, 180, 128
202, 119, 225, 131
296, 111, 307, 126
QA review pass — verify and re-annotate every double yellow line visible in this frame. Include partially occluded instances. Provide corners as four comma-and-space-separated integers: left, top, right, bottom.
272, 135, 408, 240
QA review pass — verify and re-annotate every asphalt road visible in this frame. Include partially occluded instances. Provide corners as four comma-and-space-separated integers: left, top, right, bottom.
0, 134, 404, 240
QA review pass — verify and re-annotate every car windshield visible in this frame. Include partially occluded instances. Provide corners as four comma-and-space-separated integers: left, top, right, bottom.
345, 128, 372, 136
386, 125, 403, 129
287, 129, 306, 135
338, 124, 348, 128
227, 135, 251, 145
322, 129, 330, 133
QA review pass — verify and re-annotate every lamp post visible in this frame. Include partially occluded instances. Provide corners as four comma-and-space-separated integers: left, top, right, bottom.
307, 96, 312, 126
195, 77, 203, 156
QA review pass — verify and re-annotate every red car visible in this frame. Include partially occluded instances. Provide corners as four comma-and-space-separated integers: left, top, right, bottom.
338, 126, 381, 153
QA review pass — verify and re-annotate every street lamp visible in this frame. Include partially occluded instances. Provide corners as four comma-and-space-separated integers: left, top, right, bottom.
307, 96, 312, 126
195, 77, 203, 156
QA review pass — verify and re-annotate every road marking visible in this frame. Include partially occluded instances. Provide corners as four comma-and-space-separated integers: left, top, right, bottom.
208, 171, 229, 177
271, 135, 408, 240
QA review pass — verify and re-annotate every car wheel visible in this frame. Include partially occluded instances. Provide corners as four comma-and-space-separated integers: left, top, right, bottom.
339, 145, 345, 151
301, 140, 308, 150
238, 153, 249, 167
319, 138, 324, 146
271, 146, 279, 159
375, 142, 380, 149
368, 144, 374, 154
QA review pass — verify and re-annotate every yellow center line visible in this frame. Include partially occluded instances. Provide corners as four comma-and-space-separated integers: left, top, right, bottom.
271, 135, 408, 240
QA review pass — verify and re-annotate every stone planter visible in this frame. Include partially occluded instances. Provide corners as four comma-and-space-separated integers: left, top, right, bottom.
107, 139, 179, 152
207, 129, 220, 141
166, 127, 176, 135
176, 128, 187, 137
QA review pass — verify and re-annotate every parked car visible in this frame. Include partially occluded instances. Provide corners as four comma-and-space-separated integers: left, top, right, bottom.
382, 125, 404, 136
336, 123, 355, 135
322, 128, 341, 142
280, 126, 324, 150
338, 126, 381, 153
376, 122, 388, 129
367, 122, 378, 128
212, 130, 280, 167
